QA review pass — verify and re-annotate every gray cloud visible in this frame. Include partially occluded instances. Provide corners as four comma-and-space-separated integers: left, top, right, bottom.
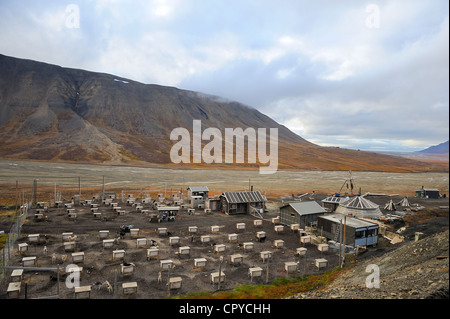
0, 0, 448, 151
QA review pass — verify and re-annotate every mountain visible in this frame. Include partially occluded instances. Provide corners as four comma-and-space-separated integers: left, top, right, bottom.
0, 54, 447, 173
418, 141, 449, 155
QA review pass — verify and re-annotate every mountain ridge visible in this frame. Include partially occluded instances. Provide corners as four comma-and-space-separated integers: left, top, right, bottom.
0, 53, 448, 173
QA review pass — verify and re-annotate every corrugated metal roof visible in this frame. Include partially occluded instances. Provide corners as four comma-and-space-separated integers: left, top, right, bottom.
319, 214, 378, 229
187, 186, 209, 192
221, 191, 265, 204
283, 201, 325, 215
321, 196, 346, 204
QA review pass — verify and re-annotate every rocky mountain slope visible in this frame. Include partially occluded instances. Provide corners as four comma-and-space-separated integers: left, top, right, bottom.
0, 54, 447, 172
292, 228, 449, 299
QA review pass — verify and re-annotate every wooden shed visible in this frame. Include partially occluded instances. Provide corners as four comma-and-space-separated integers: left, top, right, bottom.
219, 191, 265, 215
317, 214, 379, 248
279, 201, 326, 228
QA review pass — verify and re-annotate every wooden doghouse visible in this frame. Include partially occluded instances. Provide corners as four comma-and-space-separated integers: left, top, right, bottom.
74, 286, 91, 299
178, 246, 191, 257
214, 244, 226, 254
122, 282, 138, 296
112, 249, 126, 261
7, 282, 21, 299
160, 259, 173, 269
64, 241, 76, 252
210, 271, 225, 284
157, 228, 168, 236
34, 213, 44, 221
256, 231, 267, 242
243, 242, 254, 251
274, 239, 284, 249
200, 235, 211, 244
72, 252, 85, 263
28, 234, 40, 244
260, 251, 272, 262
228, 233, 238, 243
230, 254, 243, 265
10, 269, 23, 283
121, 263, 135, 276
274, 225, 284, 234
188, 226, 198, 234
169, 236, 180, 246
284, 262, 298, 274
248, 267, 263, 281
236, 223, 246, 231
62, 232, 74, 241
296, 247, 307, 257
22, 256, 37, 267
300, 235, 311, 245
318, 244, 329, 253
68, 212, 77, 220
103, 239, 114, 249
253, 219, 263, 227
315, 258, 328, 270
130, 228, 140, 238
99, 230, 109, 239
136, 238, 148, 248
18, 243, 28, 255
194, 258, 207, 269
271, 217, 280, 224
146, 247, 159, 260
169, 277, 182, 289
210, 225, 220, 233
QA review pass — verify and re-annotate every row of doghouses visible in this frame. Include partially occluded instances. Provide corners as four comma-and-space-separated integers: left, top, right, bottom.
316, 214, 379, 247
219, 191, 265, 215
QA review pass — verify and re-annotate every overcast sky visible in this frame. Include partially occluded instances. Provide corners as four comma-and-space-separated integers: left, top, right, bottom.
0, 0, 448, 152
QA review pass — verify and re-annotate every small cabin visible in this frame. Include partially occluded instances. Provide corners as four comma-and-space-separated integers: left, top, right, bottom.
279, 201, 326, 228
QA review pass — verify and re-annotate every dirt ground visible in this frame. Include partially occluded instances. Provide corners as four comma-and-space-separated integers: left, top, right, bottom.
1, 196, 343, 299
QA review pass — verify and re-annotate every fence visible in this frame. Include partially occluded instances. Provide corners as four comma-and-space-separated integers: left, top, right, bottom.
0, 201, 31, 282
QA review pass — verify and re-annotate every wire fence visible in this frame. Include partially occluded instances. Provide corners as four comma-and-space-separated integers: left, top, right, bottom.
0, 201, 31, 282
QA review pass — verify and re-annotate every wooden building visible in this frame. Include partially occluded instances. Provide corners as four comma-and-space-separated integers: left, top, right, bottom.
187, 186, 209, 208
415, 187, 440, 199
219, 191, 265, 215
317, 214, 379, 247
279, 201, 326, 228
